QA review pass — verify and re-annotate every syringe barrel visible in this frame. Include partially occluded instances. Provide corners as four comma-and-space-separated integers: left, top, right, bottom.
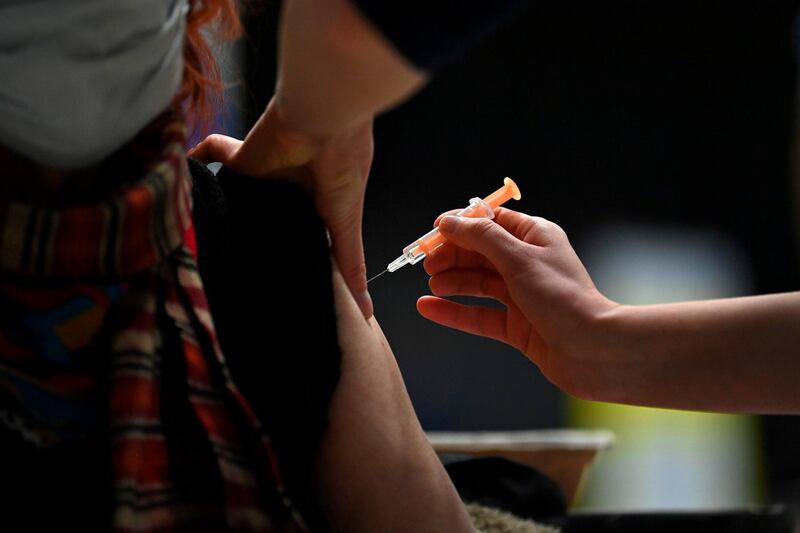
392, 178, 523, 272
417, 228, 444, 256
403, 228, 438, 260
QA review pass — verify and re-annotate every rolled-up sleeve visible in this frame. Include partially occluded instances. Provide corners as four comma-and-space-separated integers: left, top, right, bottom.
352, 0, 531, 71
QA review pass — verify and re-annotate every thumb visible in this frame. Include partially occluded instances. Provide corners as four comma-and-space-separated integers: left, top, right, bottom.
438, 215, 528, 273
188, 134, 242, 165
325, 205, 371, 319
314, 178, 372, 318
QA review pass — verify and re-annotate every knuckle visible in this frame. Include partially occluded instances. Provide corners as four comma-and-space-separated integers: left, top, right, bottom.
530, 216, 552, 232
472, 217, 497, 237
206, 133, 227, 146
524, 216, 547, 239
526, 216, 567, 243
549, 221, 567, 238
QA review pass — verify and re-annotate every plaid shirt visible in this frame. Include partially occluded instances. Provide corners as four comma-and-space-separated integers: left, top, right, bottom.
0, 109, 306, 531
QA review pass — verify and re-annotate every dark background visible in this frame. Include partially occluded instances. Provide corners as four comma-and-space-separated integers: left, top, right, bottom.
242, 0, 800, 509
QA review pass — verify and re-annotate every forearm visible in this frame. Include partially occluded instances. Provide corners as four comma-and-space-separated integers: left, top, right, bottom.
274, 0, 427, 137
590, 292, 800, 413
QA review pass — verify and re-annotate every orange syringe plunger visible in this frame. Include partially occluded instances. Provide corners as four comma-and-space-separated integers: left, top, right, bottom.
386, 177, 522, 273
484, 177, 523, 209
416, 177, 522, 255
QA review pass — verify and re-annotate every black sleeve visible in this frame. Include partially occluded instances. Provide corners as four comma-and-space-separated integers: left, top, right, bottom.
352, 0, 531, 71
189, 158, 341, 531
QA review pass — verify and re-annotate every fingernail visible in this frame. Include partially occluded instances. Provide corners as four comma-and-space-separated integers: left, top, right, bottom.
439, 215, 460, 233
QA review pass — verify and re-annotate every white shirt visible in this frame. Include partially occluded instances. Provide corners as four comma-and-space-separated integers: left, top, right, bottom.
0, 0, 188, 168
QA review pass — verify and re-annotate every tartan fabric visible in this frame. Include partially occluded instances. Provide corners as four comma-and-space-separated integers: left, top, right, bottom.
0, 109, 306, 531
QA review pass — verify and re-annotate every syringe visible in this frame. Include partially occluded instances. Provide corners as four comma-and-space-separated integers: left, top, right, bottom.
368, 177, 522, 283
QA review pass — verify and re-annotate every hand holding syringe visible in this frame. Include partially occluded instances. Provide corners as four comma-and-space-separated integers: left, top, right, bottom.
368, 177, 522, 282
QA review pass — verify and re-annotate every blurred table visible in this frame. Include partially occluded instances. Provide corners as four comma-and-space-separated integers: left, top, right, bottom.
429, 430, 795, 532
427, 429, 615, 505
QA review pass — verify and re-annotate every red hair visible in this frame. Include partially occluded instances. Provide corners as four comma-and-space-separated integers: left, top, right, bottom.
180, 0, 242, 134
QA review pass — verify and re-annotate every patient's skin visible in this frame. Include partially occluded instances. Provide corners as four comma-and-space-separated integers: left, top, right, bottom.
310, 262, 475, 532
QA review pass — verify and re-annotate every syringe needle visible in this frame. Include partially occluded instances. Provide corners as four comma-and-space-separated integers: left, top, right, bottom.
367, 269, 388, 284
373, 179, 521, 282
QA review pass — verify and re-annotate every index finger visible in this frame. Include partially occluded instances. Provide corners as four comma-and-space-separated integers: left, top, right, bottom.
433, 209, 461, 228
423, 241, 495, 276
493, 208, 559, 247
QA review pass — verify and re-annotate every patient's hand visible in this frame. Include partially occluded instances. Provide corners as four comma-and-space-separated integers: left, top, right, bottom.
189, 98, 375, 318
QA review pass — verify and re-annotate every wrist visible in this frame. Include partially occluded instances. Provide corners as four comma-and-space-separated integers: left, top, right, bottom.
566, 296, 632, 403
581, 301, 677, 407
